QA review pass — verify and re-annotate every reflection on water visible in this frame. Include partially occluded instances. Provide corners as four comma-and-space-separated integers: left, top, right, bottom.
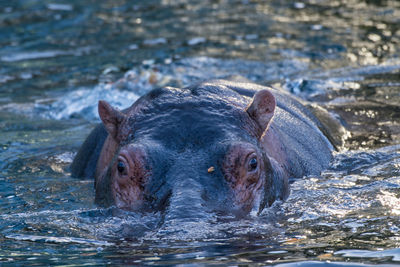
1, 0, 400, 266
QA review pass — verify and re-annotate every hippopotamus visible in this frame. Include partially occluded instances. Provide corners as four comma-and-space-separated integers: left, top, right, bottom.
71, 80, 334, 216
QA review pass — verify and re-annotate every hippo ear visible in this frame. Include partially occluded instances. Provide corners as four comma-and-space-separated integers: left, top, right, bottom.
98, 100, 126, 141
246, 90, 276, 136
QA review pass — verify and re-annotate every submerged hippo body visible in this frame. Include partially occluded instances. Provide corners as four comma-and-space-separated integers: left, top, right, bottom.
71, 80, 333, 215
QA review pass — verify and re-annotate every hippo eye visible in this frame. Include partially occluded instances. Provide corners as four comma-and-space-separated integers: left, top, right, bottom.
117, 161, 126, 174
247, 157, 258, 172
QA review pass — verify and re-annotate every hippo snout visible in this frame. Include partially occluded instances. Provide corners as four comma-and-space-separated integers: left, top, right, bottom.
163, 178, 208, 221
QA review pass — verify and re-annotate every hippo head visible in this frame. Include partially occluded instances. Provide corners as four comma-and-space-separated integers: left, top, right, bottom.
94, 83, 289, 217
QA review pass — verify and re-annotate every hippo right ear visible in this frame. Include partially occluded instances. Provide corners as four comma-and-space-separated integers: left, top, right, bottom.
246, 90, 276, 137
98, 100, 126, 141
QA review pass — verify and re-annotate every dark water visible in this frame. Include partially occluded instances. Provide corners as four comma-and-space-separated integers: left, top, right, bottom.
1, 0, 400, 266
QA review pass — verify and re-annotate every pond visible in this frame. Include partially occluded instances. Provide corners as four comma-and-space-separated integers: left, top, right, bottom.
0, 0, 400, 265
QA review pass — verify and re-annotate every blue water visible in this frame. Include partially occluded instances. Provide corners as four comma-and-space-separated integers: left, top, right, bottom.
1, 0, 400, 265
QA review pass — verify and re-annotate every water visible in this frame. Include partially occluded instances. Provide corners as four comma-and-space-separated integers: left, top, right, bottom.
1, 0, 400, 265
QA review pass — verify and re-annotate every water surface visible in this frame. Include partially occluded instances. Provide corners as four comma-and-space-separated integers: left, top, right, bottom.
1, 0, 400, 265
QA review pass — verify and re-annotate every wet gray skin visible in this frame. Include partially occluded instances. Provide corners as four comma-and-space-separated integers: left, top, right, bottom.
71, 80, 333, 218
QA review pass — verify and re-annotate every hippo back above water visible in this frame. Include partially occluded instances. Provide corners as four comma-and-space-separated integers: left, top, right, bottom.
71, 80, 334, 216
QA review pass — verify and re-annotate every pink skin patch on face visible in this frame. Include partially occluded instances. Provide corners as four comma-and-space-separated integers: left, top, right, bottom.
111, 145, 151, 209
222, 143, 265, 211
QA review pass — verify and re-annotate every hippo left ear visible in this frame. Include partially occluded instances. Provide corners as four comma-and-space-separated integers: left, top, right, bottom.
246, 90, 276, 136
98, 100, 126, 141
